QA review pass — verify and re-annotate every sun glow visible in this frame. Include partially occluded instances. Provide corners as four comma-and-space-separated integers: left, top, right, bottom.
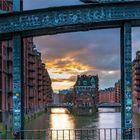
51, 108, 66, 114
50, 113, 75, 129
45, 57, 95, 92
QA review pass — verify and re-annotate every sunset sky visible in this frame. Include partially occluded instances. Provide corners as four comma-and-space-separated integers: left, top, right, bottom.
24, 0, 140, 92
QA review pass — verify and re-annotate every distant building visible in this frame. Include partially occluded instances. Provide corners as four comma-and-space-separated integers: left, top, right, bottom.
53, 93, 60, 104
59, 89, 73, 95
99, 80, 121, 104
23, 40, 53, 115
59, 89, 74, 103
99, 87, 115, 104
132, 51, 140, 114
74, 75, 99, 107
114, 80, 121, 103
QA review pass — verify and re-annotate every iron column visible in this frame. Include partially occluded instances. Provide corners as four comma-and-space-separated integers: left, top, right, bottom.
12, 0, 24, 139
120, 22, 133, 139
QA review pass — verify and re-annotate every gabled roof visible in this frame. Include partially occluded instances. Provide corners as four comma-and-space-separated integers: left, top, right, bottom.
74, 75, 98, 87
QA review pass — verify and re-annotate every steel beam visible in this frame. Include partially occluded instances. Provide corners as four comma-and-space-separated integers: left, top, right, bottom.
120, 23, 132, 139
0, 2, 140, 39
12, 0, 24, 139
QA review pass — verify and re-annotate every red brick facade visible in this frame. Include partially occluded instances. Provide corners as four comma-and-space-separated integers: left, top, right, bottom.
0, 0, 12, 11
0, 38, 53, 126
99, 81, 121, 104
99, 88, 115, 104
132, 51, 140, 113
74, 75, 99, 107
0, 2, 53, 126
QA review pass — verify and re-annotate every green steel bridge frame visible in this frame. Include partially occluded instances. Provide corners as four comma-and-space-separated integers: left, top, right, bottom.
1, 1, 140, 139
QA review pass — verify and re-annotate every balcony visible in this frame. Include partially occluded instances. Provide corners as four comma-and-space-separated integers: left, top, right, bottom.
38, 88, 42, 92
28, 73, 35, 80
28, 69, 35, 72
43, 92, 47, 95
28, 83, 34, 88
136, 77, 140, 81
38, 75, 42, 81
135, 84, 140, 87
7, 45, 12, 51
28, 51, 35, 56
135, 67, 140, 70
38, 96, 42, 100
136, 87, 140, 92
7, 68, 12, 76
7, 55, 12, 64
28, 57, 35, 64
29, 93, 34, 99
135, 71, 140, 75
8, 89, 12, 94
38, 82, 42, 86
38, 73, 42, 76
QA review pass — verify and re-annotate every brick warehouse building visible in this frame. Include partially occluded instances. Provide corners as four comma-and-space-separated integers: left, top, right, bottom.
99, 80, 121, 104
74, 75, 99, 115
99, 88, 115, 104
23, 38, 53, 116
0, 1, 53, 128
0, 0, 13, 127
133, 51, 140, 114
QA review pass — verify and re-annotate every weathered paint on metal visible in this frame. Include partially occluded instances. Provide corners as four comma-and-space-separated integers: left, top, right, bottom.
12, 0, 24, 135
121, 23, 132, 138
0, 0, 136, 136
12, 35, 22, 132
0, 2, 140, 39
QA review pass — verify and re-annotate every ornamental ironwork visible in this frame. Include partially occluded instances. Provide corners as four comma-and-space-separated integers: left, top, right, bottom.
0, 2, 140, 39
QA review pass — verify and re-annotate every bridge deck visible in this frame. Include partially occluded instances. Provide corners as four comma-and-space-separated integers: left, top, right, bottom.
0, 1, 140, 40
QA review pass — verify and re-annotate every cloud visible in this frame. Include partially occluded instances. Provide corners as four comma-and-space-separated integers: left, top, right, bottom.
52, 75, 77, 83
23, 0, 140, 91
33, 29, 121, 91
34, 29, 120, 71
132, 27, 140, 59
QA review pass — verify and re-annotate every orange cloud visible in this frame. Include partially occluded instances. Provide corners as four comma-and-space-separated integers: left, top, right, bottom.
44, 57, 96, 92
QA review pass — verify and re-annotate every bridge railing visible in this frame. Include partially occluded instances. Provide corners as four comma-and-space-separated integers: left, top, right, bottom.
2, 128, 140, 140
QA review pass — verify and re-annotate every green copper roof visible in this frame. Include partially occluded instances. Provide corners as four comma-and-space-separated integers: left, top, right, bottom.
74, 75, 98, 86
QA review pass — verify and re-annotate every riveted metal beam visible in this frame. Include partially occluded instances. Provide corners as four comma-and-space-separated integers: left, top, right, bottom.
0, 2, 140, 40
121, 22, 132, 139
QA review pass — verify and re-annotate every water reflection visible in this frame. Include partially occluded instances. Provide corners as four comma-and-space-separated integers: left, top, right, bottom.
51, 108, 67, 114
50, 108, 75, 139
25, 108, 140, 140
98, 107, 121, 113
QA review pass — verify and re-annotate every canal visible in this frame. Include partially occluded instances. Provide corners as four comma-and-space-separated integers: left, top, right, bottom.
24, 108, 140, 139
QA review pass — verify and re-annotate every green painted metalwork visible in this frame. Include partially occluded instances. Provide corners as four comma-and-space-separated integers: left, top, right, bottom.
0, 1, 139, 138
12, 1, 24, 139
0, 2, 140, 39
12, 35, 22, 132
121, 23, 132, 139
